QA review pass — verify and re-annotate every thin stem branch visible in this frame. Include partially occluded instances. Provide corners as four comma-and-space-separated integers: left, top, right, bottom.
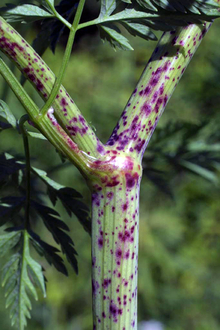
44, 0, 72, 29
39, 0, 86, 117
0, 58, 39, 118
19, 114, 31, 229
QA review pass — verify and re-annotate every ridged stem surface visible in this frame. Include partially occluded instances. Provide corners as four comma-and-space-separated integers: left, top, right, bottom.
89, 154, 142, 330
0, 17, 104, 158
107, 23, 212, 160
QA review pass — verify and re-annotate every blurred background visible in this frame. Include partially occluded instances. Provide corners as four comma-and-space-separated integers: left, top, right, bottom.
0, 1, 220, 329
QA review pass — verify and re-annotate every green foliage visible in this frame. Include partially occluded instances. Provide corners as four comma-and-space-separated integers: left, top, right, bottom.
1, 0, 220, 55
0, 101, 91, 328
98, 0, 220, 50
100, 23, 134, 50
1, 230, 46, 330
0, 100, 16, 129
0, 4, 54, 23
0, 150, 90, 272
143, 120, 220, 195
0, 231, 21, 257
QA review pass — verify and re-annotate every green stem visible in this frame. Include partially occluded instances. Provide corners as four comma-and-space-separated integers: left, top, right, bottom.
44, 0, 72, 29
89, 153, 142, 330
0, 57, 93, 176
107, 23, 212, 161
19, 230, 29, 328
19, 114, 31, 229
0, 58, 39, 118
40, 0, 86, 117
0, 16, 104, 158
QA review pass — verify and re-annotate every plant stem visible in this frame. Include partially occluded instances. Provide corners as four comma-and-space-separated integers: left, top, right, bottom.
40, 0, 86, 117
0, 58, 39, 118
88, 22, 212, 329
0, 13, 214, 330
89, 153, 142, 330
0, 16, 104, 158
107, 23, 212, 160
19, 114, 31, 229
44, 0, 72, 29
0, 57, 93, 175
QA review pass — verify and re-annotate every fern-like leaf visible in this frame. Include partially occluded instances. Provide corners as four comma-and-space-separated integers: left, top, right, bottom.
1, 230, 46, 330
98, 0, 220, 49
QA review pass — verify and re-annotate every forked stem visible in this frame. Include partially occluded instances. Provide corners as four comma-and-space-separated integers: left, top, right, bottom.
0, 15, 213, 330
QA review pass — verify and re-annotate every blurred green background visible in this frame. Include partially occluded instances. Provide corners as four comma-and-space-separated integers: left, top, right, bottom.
0, 2, 220, 329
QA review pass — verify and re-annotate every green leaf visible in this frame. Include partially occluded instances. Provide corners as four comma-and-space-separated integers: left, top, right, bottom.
100, 23, 134, 50
98, 8, 154, 22
188, 142, 220, 152
31, 166, 91, 234
0, 4, 54, 23
136, 0, 220, 14
26, 131, 47, 140
0, 231, 21, 257
32, 202, 78, 273
0, 100, 16, 128
121, 20, 157, 40
1, 231, 46, 330
31, 167, 65, 190
54, 187, 91, 234
135, 0, 157, 10
29, 230, 68, 276
99, 0, 117, 18
95, 0, 220, 48
0, 196, 25, 226
0, 153, 25, 183
179, 159, 219, 184
41, 0, 55, 11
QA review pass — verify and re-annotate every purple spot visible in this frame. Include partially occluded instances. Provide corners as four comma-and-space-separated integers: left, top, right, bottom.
92, 280, 100, 295
116, 248, 122, 259
144, 86, 151, 95
141, 103, 152, 116
98, 238, 103, 249
102, 278, 111, 288
61, 98, 68, 106
36, 79, 44, 91
125, 250, 130, 259
172, 36, 178, 45
134, 140, 145, 153
125, 172, 139, 189
152, 91, 158, 103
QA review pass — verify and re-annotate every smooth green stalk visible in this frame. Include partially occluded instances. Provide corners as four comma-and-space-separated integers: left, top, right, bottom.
0, 58, 39, 118
19, 114, 31, 228
19, 230, 30, 328
43, 0, 72, 29
40, 0, 86, 117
